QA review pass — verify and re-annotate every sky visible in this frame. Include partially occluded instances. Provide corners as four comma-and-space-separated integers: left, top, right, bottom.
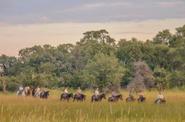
0, 0, 185, 56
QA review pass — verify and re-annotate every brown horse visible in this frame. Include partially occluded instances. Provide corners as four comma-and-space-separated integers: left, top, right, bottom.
108, 94, 123, 102
91, 93, 106, 102
40, 91, 49, 99
23, 86, 31, 96
60, 93, 73, 101
126, 95, 136, 102
73, 94, 86, 102
137, 95, 146, 102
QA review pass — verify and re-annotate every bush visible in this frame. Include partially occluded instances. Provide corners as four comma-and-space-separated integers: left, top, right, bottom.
7, 82, 19, 91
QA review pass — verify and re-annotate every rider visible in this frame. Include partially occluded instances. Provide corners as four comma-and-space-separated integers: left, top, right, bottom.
112, 90, 118, 97
17, 85, 24, 95
64, 88, 69, 94
76, 87, 82, 96
24, 86, 30, 96
35, 86, 41, 97
156, 92, 165, 101
128, 92, 135, 101
63, 88, 69, 97
94, 88, 100, 98
138, 92, 144, 98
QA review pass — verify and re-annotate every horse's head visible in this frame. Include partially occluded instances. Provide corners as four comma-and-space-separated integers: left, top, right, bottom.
45, 91, 49, 96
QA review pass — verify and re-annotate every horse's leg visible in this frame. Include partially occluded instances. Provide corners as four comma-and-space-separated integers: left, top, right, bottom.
73, 98, 75, 102
91, 97, 93, 102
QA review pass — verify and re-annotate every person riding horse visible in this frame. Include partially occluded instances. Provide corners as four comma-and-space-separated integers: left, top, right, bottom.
91, 88, 106, 102
94, 88, 100, 98
108, 91, 123, 102
63, 88, 69, 97
126, 93, 136, 102
40, 90, 49, 99
16, 85, 24, 96
155, 92, 166, 104
60, 88, 73, 101
76, 87, 82, 97
73, 87, 86, 101
16, 86, 32, 96
24, 86, 31, 96
34, 87, 41, 97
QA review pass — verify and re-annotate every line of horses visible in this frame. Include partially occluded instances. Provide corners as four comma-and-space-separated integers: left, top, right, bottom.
16, 86, 50, 99
60, 92, 146, 103
16, 86, 166, 104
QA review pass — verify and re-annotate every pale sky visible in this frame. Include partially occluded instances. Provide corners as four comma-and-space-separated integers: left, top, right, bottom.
0, 0, 185, 56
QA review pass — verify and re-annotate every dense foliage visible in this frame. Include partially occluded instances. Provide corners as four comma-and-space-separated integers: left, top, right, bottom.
0, 25, 185, 91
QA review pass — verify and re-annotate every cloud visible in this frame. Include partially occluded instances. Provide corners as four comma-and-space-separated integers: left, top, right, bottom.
0, 0, 185, 24
83, 1, 131, 8
38, 16, 50, 23
157, 1, 185, 8
61, 1, 131, 13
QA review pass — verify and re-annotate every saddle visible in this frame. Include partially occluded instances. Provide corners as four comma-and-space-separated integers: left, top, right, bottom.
63, 93, 68, 97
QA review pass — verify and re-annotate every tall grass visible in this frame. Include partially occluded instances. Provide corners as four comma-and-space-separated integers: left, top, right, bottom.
0, 91, 185, 122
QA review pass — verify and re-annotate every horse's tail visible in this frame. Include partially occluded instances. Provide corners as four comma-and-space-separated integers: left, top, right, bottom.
60, 94, 63, 101
83, 95, 86, 101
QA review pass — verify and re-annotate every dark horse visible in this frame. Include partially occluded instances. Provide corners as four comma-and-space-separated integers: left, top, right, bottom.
31, 87, 37, 97
40, 91, 49, 99
73, 94, 86, 102
91, 93, 106, 102
137, 95, 146, 102
108, 94, 123, 102
60, 93, 73, 101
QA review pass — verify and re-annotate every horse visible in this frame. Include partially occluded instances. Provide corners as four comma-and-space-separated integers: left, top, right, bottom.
40, 91, 49, 99
108, 94, 123, 102
24, 86, 32, 96
137, 95, 146, 102
31, 87, 37, 97
91, 93, 106, 102
73, 94, 86, 102
16, 86, 32, 96
154, 98, 166, 104
34, 87, 42, 97
126, 95, 136, 102
60, 93, 73, 101
16, 86, 24, 96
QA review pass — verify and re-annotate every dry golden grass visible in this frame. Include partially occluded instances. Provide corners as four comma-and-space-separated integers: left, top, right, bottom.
0, 90, 185, 122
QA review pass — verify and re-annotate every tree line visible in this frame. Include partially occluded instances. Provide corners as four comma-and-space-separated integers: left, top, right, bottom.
0, 25, 185, 92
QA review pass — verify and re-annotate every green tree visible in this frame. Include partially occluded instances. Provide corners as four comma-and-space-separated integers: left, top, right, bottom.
153, 29, 172, 45
82, 53, 125, 88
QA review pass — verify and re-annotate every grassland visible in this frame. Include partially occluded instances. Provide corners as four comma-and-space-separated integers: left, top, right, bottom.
0, 90, 185, 122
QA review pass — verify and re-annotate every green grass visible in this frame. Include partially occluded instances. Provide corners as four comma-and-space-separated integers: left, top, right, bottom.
0, 90, 185, 122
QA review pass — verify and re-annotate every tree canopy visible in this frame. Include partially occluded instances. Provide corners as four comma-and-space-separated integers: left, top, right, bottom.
0, 25, 185, 91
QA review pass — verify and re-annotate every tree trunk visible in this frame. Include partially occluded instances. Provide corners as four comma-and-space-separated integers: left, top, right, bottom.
2, 80, 7, 93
